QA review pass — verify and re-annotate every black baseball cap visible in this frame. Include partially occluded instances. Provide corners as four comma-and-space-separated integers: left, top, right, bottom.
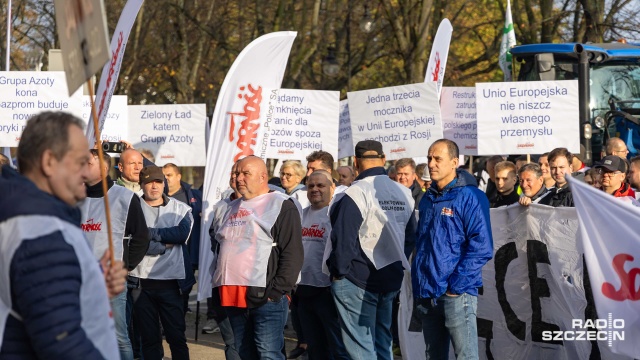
139, 166, 165, 185
355, 140, 385, 159
595, 155, 627, 173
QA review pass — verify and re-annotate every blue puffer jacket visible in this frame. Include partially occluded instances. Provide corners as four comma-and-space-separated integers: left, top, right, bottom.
0, 166, 109, 359
412, 169, 493, 299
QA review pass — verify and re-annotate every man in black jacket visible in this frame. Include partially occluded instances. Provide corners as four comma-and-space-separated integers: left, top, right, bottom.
81, 149, 150, 360
540, 148, 576, 207
491, 161, 520, 208
213, 156, 303, 359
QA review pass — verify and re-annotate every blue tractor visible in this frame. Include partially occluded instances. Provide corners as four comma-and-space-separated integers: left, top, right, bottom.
510, 42, 640, 164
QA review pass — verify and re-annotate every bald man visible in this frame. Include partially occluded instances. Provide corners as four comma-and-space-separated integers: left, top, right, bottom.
605, 137, 629, 159
213, 156, 303, 359
117, 149, 145, 195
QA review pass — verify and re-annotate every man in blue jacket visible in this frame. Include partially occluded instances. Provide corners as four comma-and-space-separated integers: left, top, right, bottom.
412, 139, 493, 360
328, 140, 415, 360
0, 111, 127, 359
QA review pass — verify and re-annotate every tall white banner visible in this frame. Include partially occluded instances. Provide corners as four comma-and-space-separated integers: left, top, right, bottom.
499, 0, 517, 81
197, 32, 297, 301
400, 204, 632, 360
425, 19, 453, 97
0, 71, 83, 146
82, 95, 128, 142
85, 0, 144, 147
264, 89, 340, 160
441, 87, 477, 155
338, 100, 354, 159
570, 176, 640, 358
348, 82, 443, 160
476, 80, 580, 155
128, 104, 206, 166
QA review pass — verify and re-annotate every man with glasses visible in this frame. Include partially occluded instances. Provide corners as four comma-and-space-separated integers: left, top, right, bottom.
594, 155, 636, 198
628, 156, 640, 199
605, 137, 629, 158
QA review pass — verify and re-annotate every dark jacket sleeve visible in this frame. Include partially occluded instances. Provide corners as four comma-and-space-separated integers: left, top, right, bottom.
327, 195, 363, 278
267, 199, 303, 299
405, 211, 417, 259
124, 195, 150, 271
9, 234, 105, 358
149, 212, 193, 245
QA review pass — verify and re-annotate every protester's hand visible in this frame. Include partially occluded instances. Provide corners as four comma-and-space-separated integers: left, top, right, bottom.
120, 140, 134, 150
519, 196, 532, 207
100, 250, 127, 299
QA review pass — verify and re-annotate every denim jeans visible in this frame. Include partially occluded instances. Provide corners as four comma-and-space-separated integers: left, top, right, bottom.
331, 278, 398, 360
226, 296, 289, 360
415, 293, 478, 360
111, 290, 134, 360
297, 287, 349, 360
133, 287, 189, 360
208, 290, 241, 360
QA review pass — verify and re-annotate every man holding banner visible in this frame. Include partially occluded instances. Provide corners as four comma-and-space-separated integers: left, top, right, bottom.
412, 139, 493, 359
540, 148, 577, 207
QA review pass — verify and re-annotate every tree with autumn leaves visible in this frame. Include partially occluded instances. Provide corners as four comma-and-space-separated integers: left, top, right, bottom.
1, 0, 639, 108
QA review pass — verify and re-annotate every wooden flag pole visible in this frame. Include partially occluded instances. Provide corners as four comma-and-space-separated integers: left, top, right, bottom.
87, 78, 116, 265
527, 154, 531, 163
469, 155, 473, 173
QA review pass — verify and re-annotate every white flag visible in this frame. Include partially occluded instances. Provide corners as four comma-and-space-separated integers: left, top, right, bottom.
85, 0, 144, 147
569, 176, 640, 358
499, 0, 517, 81
425, 18, 453, 98
197, 32, 297, 301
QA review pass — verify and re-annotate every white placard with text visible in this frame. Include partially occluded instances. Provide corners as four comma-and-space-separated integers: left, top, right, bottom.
82, 95, 128, 142
441, 87, 477, 155
0, 71, 83, 146
338, 100, 354, 159
264, 89, 340, 160
476, 80, 579, 155
348, 82, 443, 160
128, 104, 206, 166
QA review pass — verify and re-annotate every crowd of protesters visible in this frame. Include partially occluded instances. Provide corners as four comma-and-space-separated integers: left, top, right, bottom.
1, 111, 639, 360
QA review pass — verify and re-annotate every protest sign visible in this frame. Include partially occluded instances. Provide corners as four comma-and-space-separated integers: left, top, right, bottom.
128, 104, 206, 166
441, 87, 477, 155
53, 0, 110, 95
338, 100, 354, 159
0, 71, 83, 146
476, 80, 579, 155
348, 82, 443, 160
264, 89, 339, 160
82, 95, 128, 142
399, 204, 631, 360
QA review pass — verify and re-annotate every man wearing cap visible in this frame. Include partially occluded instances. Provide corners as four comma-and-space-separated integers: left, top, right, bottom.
328, 140, 415, 359
213, 156, 303, 360
413, 139, 493, 359
595, 155, 636, 198
130, 165, 193, 360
